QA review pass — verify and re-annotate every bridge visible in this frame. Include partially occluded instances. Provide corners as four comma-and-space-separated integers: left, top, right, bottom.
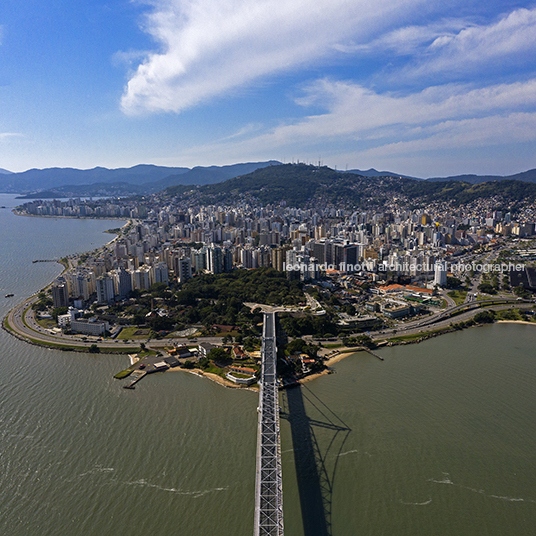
254, 312, 284, 536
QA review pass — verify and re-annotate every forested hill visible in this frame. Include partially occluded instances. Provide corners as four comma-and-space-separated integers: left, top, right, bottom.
163, 163, 536, 208
165, 164, 417, 207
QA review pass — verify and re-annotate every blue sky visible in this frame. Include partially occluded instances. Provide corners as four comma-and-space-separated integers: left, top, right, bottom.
1, 0, 536, 177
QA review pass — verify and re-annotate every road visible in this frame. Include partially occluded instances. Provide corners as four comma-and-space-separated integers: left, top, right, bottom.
4, 288, 534, 354
3, 294, 227, 352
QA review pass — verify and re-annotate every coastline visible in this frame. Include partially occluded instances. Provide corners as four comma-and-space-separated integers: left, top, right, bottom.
167, 367, 259, 391
2, 219, 134, 354
496, 319, 536, 326
3, 211, 534, 389
306, 317, 536, 380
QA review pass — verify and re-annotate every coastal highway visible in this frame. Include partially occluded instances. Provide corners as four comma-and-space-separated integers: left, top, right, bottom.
3, 292, 534, 353
3, 295, 228, 352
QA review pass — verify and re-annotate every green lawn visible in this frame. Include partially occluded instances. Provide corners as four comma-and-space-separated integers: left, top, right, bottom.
447, 290, 468, 306
117, 327, 151, 340
37, 318, 57, 329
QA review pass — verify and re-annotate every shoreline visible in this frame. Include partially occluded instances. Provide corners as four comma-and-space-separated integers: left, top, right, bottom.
3, 209, 534, 388
496, 319, 536, 326
167, 367, 259, 392
305, 317, 536, 381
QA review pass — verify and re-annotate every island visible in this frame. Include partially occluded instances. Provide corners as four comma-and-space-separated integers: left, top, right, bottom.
4, 164, 536, 389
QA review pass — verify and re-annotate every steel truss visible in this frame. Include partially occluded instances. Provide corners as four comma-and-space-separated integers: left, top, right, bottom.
254, 312, 284, 536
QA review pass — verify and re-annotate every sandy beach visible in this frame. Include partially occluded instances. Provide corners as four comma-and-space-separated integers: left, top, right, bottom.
496, 320, 536, 326
168, 366, 259, 391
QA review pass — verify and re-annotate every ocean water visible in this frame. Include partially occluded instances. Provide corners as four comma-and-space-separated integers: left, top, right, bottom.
1, 193, 536, 535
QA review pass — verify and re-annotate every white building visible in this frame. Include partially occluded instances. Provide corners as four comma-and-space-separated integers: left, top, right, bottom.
70, 318, 109, 335
434, 260, 448, 287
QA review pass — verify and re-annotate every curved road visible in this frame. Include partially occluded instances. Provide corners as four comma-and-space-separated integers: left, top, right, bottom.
3, 293, 534, 353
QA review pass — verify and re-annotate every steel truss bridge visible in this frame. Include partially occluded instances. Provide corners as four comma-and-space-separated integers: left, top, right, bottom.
253, 312, 284, 536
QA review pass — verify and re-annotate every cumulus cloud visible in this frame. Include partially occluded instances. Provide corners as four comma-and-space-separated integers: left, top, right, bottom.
121, 0, 422, 114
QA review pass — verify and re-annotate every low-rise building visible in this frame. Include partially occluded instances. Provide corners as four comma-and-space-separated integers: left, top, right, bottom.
70, 318, 109, 335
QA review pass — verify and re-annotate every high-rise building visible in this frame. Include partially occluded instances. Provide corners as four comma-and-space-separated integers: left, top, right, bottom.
132, 267, 150, 290
208, 246, 223, 274
51, 279, 69, 309
434, 260, 448, 287
175, 256, 192, 283
113, 267, 132, 298
96, 274, 115, 304
150, 262, 169, 286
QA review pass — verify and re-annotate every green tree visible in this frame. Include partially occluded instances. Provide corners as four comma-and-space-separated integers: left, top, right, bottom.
474, 310, 495, 324
52, 307, 68, 321
207, 347, 231, 364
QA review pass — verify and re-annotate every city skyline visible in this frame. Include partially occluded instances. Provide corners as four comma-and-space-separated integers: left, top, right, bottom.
1, 1, 536, 177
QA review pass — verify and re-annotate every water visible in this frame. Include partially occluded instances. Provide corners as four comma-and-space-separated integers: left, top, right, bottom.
1, 193, 536, 535
280, 326, 536, 536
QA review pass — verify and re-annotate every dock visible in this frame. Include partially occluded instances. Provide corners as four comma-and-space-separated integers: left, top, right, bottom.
363, 348, 384, 361
123, 370, 147, 389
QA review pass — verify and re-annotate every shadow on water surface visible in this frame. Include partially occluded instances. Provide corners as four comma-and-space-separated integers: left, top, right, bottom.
281, 384, 351, 536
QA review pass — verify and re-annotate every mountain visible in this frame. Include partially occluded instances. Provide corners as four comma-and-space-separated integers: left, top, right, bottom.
347, 168, 421, 180
426, 168, 536, 184
144, 161, 281, 192
163, 163, 536, 208
0, 168, 13, 175
165, 163, 413, 207
0, 164, 188, 193
4, 161, 280, 196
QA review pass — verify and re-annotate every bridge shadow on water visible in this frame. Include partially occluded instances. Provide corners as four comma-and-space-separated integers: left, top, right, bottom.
281, 384, 351, 536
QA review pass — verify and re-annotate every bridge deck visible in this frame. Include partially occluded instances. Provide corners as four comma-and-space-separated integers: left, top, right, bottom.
254, 312, 284, 536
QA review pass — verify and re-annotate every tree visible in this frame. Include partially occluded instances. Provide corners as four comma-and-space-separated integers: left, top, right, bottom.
514, 285, 528, 298
474, 310, 495, 324
446, 276, 463, 289
207, 347, 231, 365
286, 338, 306, 355
198, 356, 210, 369
52, 307, 68, 321
88, 344, 100, 353
478, 282, 496, 295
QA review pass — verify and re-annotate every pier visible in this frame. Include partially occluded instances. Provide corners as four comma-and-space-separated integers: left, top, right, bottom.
123, 370, 147, 389
362, 347, 384, 361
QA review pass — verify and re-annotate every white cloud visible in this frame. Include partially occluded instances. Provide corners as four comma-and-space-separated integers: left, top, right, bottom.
0, 133, 22, 141
333, 19, 467, 56
360, 113, 536, 158
170, 77, 536, 165
247, 78, 536, 145
112, 49, 151, 68
121, 0, 423, 114
410, 8, 536, 76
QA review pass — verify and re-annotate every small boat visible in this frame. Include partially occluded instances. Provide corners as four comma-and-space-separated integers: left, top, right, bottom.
5, 293, 14, 298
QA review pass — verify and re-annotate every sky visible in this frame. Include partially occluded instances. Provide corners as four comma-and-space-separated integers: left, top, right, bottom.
1, 0, 536, 177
